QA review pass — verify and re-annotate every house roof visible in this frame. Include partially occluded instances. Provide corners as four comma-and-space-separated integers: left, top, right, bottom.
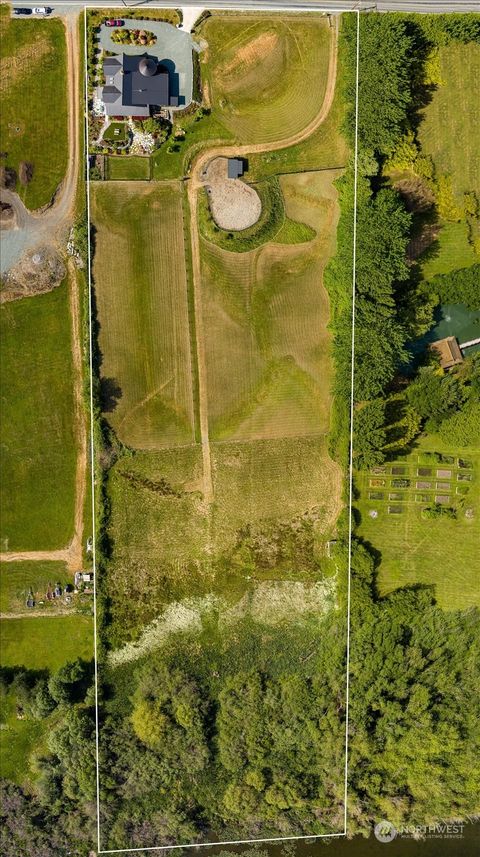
228, 158, 244, 179
431, 336, 464, 370
123, 54, 169, 107
102, 85, 122, 104
102, 53, 170, 115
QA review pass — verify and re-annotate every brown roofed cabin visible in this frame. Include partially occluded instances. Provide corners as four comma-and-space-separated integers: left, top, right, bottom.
430, 336, 464, 370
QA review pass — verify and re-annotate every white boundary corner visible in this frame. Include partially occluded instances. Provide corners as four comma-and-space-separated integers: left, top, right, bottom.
84, 5, 361, 853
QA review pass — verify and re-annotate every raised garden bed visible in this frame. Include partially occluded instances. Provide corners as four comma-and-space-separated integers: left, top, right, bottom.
388, 506, 403, 514
417, 467, 432, 476
392, 478, 410, 488
437, 468, 452, 478
416, 481, 432, 489
370, 478, 386, 487
391, 466, 407, 475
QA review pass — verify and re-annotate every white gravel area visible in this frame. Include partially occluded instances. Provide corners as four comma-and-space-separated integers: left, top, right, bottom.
203, 157, 261, 231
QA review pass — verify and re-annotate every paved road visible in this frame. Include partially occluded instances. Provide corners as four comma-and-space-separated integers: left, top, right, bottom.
9, 2, 480, 16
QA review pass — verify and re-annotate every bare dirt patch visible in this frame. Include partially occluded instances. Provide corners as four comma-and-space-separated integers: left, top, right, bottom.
0, 246, 65, 303
203, 156, 261, 231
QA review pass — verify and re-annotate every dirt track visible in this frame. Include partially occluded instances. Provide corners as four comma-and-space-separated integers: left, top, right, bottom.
187, 19, 339, 505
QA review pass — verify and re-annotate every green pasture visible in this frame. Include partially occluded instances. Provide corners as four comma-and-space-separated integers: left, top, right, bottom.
356, 436, 480, 610
421, 221, 477, 279
106, 155, 151, 181
0, 4, 68, 209
418, 42, 480, 201
0, 615, 93, 671
0, 561, 68, 613
0, 283, 77, 551
0, 690, 45, 785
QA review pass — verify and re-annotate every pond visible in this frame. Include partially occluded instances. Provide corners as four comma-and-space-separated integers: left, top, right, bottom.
408, 302, 480, 369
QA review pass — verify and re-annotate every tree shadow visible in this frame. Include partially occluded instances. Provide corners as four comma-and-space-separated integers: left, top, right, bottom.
100, 377, 123, 413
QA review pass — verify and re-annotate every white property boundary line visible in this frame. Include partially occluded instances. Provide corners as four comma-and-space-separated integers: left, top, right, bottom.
84, 6, 360, 853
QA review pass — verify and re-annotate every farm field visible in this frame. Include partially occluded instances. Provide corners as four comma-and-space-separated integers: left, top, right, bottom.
91, 182, 196, 448
200, 169, 341, 440
0, 283, 77, 552
418, 42, 480, 202
106, 155, 151, 181
201, 14, 331, 144
0, 4, 68, 209
356, 436, 480, 610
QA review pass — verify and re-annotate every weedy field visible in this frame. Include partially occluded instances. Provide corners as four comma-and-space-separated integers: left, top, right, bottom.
201, 15, 331, 144
200, 170, 341, 440
0, 5, 68, 209
91, 182, 196, 448
0, 283, 77, 552
105, 434, 341, 645
356, 436, 480, 611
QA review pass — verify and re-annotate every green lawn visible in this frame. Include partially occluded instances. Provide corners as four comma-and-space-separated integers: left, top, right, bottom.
103, 122, 128, 143
418, 42, 480, 201
0, 561, 68, 613
421, 221, 477, 279
356, 436, 479, 610
0, 4, 68, 209
0, 615, 93, 671
106, 155, 151, 181
0, 283, 77, 551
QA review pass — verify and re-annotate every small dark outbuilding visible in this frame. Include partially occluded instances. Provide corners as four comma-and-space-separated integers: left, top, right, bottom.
227, 158, 244, 179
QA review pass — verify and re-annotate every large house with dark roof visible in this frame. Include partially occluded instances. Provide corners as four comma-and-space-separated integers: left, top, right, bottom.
102, 53, 178, 117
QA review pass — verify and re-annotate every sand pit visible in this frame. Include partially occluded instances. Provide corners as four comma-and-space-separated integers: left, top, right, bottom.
203, 156, 261, 231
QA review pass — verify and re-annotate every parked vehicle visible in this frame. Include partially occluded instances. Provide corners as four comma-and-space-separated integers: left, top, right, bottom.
13, 7, 33, 14
105, 19, 123, 27
32, 7, 53, 14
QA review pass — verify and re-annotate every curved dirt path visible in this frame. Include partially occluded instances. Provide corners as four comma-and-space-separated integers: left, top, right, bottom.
187, 19, 339, 504
0, 17, 80, 273
1, 19, 85, 572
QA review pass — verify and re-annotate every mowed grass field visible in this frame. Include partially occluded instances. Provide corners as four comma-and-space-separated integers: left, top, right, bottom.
0, 4, 68, 209
200, 170, 342, 441
105, 435, 340, 644
106, 156, 151, 181
91, 182, 196, 448
418, 42, 480, 202
356, 436, 480, 610
201, 14, 331, 144
0, 615, 93, 670
0, 283, 77, 551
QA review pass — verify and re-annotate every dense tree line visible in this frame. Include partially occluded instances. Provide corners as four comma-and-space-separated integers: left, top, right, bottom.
3, 537, 478, 851
425, 264, 480, 311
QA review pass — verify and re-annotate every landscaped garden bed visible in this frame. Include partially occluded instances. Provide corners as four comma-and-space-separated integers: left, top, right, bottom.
112, 28, 157, 46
